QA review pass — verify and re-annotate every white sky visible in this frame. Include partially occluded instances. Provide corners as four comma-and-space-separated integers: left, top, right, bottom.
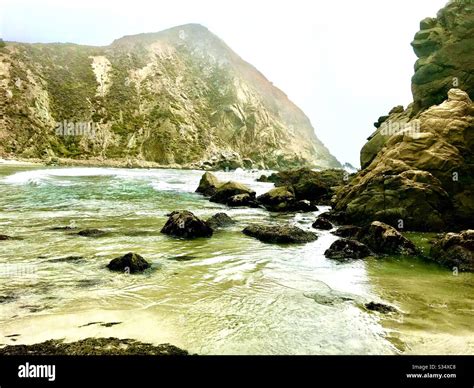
1, 0, 448, 166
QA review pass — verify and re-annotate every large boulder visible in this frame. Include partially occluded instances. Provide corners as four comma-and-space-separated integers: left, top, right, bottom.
107, 252, 151, 274
242, 224, 318, 244
411, 2, 474, 113
312, 217, 333, 230
264, 168, 347, 204
335, 89, 474, 231
226, 193, 259, 208
161, 211, 213, 238
209, 181, 256, 205
195, 172, 222, 197
356, 221, 418, 255
324, 239, 372, 261
429, 230, 474, 272
257, 186, 317, 212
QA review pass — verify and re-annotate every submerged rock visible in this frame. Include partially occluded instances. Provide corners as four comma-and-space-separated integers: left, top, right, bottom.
324, 239, 372, 261
77, 229, 108, 238
0, 234, 22, 241
365, 302, 398, 314
48, 226, 77, 231
195, 172, 222, 197
167, 255, 198, 262
206, 213, 236, 229
48, 256, 85, 263
357, 221, 418, 255
312, 217, 333, 230
161, 211, 213, 238
107, 252, 151, 274
242, 224, 317, 244
429, 230, 474, 272
0, 338, 189, 355
257, 186, 295, 211
0, 294, 17, 304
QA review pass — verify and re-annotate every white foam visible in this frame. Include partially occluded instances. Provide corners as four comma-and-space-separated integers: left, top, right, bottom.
2, 167, 274, 195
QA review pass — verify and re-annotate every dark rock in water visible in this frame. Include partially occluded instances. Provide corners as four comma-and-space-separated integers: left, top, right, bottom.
206, 213, 235, 229
167, 255, 198, 262
356, 221, 418, 255
324, 239, 372, 260
429, 230, 474, 272
79, 321, 122, 328
0, 294, 17, 304
107, 252, 151, 274
257, 174, 270, 182
161, 211, 213, 238
332, 225, 362, 238
210, 181, 256, 205
48, 256, 85, 263
0, 234, 22, 241
76, 279, 101, 288
48, 226, 77, 231
312, 217, 333, 230
264, 168, 347, 203
318, 211, 347, 224
100, 322, 122, 328
195, 172, 222, 197
243, 224, 318, 244
295, 200, 318, 212
77, 229, 108, 238
0, 338, 189, 355
226, 193, 259, 208
365, 302, 398, 314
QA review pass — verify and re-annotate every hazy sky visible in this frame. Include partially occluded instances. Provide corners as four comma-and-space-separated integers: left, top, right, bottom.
1, 0, 448, 166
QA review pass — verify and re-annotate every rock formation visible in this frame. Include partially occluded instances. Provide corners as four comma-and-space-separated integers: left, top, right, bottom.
430, 229, 474, 272
335, 89, 474, 231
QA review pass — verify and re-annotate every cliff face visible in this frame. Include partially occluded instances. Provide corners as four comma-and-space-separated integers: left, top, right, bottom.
360, 0, 474, 170
0, 24, 339, 169
335, 1, 474, 232
335, 89, 474, 231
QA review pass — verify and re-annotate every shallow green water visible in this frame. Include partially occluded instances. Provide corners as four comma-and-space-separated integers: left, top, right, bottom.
0, 164, 472, 354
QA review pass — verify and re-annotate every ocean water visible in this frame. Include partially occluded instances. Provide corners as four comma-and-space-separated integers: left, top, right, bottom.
0, 164, 472, 354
